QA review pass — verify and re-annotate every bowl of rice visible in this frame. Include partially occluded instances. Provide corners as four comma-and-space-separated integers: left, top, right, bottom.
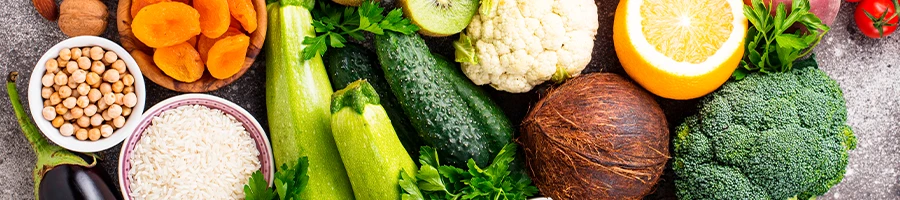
117, 94, 274, 200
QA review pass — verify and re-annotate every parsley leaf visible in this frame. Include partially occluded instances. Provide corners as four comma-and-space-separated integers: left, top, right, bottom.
401, 143, 539, 200
302, 0, 419, 60
242, 157, 310, 200
737, 0, 829, 80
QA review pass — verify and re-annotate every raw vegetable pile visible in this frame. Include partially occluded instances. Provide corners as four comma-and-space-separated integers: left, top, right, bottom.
11, 0, 866, 199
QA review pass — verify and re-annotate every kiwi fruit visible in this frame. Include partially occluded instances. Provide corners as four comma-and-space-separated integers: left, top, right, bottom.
401, 0, 479, 37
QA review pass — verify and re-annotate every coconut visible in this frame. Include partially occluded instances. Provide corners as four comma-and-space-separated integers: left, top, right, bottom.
520, 73, 669, 200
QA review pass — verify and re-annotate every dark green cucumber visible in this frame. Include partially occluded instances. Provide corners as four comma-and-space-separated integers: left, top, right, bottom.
324, 43, 422, 158
374, 31, 513, 167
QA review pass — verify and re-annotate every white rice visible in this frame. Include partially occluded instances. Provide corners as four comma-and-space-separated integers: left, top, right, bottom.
128, 105, 261, 200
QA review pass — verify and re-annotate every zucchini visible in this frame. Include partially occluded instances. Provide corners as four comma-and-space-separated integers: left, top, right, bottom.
374, 31, 514, 167
330, 80, 418, 200
265, 1, 354, 199
324, 43, 422, 158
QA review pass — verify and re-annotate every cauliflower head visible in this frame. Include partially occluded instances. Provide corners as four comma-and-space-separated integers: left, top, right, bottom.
458, 0, 599, 93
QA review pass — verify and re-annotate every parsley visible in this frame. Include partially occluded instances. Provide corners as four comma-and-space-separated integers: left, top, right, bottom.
736, 0, 829, 80
400, 143, 539, 200
243, 157, 310, 200
302, 0, 419, 60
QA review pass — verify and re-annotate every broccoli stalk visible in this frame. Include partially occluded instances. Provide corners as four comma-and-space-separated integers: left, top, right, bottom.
673, 56, 857, 200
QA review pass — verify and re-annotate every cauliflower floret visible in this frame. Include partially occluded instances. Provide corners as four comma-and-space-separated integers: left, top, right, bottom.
460, 0, 598, 93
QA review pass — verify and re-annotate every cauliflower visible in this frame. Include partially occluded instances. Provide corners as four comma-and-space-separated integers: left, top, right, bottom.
456, 0, 599, 93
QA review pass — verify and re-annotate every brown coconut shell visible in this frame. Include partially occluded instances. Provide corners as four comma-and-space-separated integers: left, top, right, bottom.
520, 73, 669, 200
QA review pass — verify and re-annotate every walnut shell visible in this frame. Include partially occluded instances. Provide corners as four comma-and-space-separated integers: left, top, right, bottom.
58, 0, 108, 37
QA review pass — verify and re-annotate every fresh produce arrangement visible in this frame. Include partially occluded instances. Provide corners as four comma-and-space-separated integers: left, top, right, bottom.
39, 46, 138, 141
11, 0, 867, 199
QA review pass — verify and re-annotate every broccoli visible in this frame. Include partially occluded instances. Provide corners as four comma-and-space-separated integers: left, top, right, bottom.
673, 57, 857, 200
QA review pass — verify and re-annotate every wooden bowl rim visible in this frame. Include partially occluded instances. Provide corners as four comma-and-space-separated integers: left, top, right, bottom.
116, 0, 267, 93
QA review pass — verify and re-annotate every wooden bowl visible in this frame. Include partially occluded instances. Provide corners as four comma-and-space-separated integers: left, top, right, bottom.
116, 0, 267, 92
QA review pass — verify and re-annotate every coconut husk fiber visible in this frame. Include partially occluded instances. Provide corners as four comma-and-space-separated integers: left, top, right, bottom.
520, 73, 669, 200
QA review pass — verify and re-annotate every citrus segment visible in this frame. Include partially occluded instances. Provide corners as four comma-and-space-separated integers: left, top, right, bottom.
614, 0, 747, 100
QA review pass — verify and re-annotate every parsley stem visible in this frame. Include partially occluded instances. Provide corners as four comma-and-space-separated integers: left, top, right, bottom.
798, 30, 828, 58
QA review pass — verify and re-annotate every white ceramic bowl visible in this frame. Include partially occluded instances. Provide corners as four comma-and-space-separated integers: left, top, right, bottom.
28, 36, 146, 153
117, 94, 275, 200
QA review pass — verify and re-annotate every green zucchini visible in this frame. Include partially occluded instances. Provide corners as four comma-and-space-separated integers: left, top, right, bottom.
265, 1, 354, 199
330, 80, 418, 200
374, 31, 514, 167
324, 43, 422, 158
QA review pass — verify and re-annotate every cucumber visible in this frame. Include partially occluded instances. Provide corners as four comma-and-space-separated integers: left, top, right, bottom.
374, 31, 514, 167
324, 43, 422, 158
330, 80, 418, 200
265, 1, 354, 199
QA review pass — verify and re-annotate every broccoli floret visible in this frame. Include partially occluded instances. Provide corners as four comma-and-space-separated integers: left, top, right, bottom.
674, 57, 857, 200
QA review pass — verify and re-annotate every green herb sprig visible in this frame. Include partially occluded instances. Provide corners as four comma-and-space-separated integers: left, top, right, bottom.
244, 157, 310, 200
400, 143, 539, 200
736, 0, 829, 80
302, 0, 419, 60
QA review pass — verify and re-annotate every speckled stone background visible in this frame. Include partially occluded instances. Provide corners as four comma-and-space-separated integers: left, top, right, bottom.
1, 0, 897, 199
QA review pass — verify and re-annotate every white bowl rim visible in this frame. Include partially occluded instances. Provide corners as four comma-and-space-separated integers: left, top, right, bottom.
28, 36, 146, 153
116, 93, 275, 200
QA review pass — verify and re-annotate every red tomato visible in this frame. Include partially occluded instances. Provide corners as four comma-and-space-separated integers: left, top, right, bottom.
855, 0, 900, 38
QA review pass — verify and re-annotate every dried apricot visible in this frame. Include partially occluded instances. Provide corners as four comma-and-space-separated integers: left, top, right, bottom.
132, 2, 201, 48
153, 42, 205, 82
197, 27, 242, 62
207, 34, 250, 79
187, 36, 198, 47
130, 0, 168, 19
228, 0, 257, 33
194, 0, 230, 38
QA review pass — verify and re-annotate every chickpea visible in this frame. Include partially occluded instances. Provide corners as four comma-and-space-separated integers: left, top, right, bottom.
90, 115, 103, 127
41, 74, 54, 88
41, 87, 53, 98
100, 125, 113, 137
71, 48, 82, 60
113, 116, 126, 128
56, 57, 66, 67
123, 86, 134, 94
51, 116, 64, 128
76, 96, 89, 108
77, 116, 90, 128
70, 107, 84, 119
55, 104, 67, 115
63, 97, 77, 109
62, 111, 73, 120
89, 47, 104, 61
49, 92, 61, 105
84, 105, 98, 116
97, 99, 109, 111
67, 78, 77, 89
122, 107, 132, 116
108, 104, 123, 118
81, 47, 91, 56
122, 74, 134, 86
88, 128, 101, 141
53, 72, 68, 86
42, 107, 56, 120
101, 110, 112, 121
65, 61, 78, 74
76, 83, 90, 96
111, 60, 126, 74
60, 123, 74, 136
75, 129, 88, 141
57, 87, 71, 99
112, 81, 124, 93
77, 57, 91, 70
103, 93, 116, 105
115, 93, 124, 105
72, 70, 87, 84
103, 70, 120, 83
59, 48, 71, 61
45, 60, 60, 74
103, 51, 117, 64
72, 125, 81, 135
123, 93, 137, 108
99, 83, 111, 94
43, 100, 51, 107
88, 89, 101, 102
86, 72, 101, 85
91, 61, 105, 74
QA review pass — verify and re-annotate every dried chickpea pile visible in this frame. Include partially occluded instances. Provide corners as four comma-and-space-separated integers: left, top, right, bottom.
40, 47, 138, 141
130, 0, 256, 83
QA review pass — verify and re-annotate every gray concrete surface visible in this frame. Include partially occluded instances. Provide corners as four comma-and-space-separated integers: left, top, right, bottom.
1, 0, 897, 199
